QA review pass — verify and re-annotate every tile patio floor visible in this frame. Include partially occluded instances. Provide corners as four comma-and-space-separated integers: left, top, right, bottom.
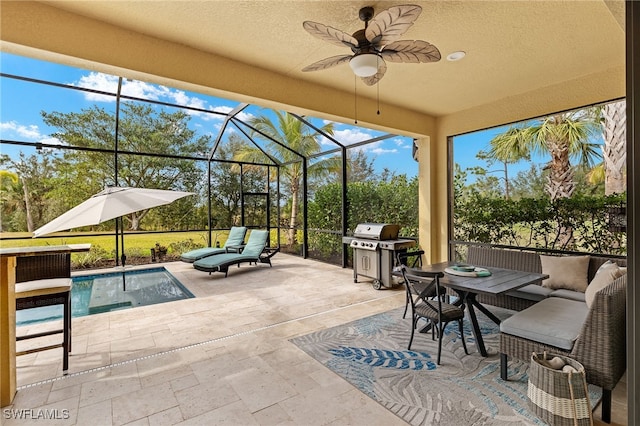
8, 254, 627, 425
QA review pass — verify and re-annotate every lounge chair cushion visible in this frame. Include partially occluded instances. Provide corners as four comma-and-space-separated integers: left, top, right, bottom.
180, 226, 247, 262
500, 297, 588, 350
180, 247, 227, 262
193, 252, 261, 270
192, 230, 271, 275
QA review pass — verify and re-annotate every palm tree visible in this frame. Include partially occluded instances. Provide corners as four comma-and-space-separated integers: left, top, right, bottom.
488, 111, 601, 201
234, 111, 335, 246
600, 100, 626, 195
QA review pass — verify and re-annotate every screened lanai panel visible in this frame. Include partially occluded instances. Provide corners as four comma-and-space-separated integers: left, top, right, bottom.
0, 145, 117, 234
119, 78, 243, 113
1, 74, 118, 149
114, 99, 212, 158
308, 151, 344, 187
1, 53, 111, 88
119, 78, 234, 152
450, 101, 627, 256
216, 121, 279, 166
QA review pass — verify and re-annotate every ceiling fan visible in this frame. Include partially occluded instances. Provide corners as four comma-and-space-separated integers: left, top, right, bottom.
302, 4, 441, 86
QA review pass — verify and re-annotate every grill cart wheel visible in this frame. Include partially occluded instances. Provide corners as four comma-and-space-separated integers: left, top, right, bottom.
372, 279, 383, 290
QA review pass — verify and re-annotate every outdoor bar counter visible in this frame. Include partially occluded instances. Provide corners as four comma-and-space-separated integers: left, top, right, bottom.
0, 244, 90, 407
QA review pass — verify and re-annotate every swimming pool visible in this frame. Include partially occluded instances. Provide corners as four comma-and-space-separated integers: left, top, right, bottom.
16, 267, 194, 326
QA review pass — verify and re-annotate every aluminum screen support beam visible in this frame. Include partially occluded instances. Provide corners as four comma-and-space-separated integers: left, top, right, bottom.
626, 2, 640, 424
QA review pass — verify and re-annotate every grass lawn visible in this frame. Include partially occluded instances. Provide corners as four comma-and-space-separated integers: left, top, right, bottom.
0, 230, 214, 252
0, 230, 228, 266
1, 228, 286, 269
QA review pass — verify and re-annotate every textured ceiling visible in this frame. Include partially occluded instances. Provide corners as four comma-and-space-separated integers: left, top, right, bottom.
32, 1, 626, 118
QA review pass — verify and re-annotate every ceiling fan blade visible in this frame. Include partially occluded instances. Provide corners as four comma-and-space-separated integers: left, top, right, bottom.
303, 21, 359, 49
361, 61, 387, 86
381, 40, 441, 63
365, 5, 422, 46
302, 55, 353, 72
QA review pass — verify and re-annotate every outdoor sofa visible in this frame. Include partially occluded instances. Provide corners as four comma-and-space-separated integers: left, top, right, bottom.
465, 245, 626, 423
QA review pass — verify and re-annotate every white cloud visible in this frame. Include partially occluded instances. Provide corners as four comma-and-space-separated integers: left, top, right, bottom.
1, 121, 41, 139
393, 137, 409, 147
211, 106, 254, 122
319, 128, 375, 146
371, 146, 398, 155
71, 72, 252, 123
0, 121, 63, 145
72, 73, 119, 102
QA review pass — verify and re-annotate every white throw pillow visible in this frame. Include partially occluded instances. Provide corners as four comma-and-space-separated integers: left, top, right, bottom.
539, 255, 590, 292
585, 261, 625, 308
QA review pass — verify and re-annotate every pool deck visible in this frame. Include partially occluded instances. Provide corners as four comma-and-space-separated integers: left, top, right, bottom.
9, 253, 626, 425
10, 253, 407, 425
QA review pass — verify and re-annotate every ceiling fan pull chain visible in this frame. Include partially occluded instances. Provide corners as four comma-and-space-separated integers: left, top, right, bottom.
354, 74, 358, 124
377, 59, 381, 115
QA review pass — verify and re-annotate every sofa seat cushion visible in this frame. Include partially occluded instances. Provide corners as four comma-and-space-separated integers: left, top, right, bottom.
500, 297, 588, 350
549, 289, 586, 302
505, 284, 552, 302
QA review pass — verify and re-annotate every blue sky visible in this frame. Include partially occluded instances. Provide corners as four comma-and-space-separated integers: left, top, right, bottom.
0, 52, 420, 177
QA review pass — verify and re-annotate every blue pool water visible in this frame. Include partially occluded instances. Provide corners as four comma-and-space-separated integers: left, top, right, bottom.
16, 267, 194, 327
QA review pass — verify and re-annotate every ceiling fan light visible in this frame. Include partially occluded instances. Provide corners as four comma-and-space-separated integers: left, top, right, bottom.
349, 54, 381, 77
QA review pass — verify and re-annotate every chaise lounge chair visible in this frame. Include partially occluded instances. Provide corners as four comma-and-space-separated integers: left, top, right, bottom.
180, 226, 248, 263
192, 230, 278, 277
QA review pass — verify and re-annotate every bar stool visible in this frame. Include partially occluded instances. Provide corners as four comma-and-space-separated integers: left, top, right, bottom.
15, 254, 72, 373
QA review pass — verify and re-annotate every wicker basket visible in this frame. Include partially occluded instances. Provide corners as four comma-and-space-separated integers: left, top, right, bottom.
528, 352, 593, 426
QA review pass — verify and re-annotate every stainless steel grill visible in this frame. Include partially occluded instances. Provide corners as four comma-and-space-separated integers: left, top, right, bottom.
342, 223, 416, 290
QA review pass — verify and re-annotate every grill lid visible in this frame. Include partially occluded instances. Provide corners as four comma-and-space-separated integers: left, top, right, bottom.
352, 223, 400, 240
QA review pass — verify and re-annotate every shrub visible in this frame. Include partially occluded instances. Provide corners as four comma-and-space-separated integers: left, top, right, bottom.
169, 238, 204, 254
454, 193, 627, 255
71, 245, 111, 269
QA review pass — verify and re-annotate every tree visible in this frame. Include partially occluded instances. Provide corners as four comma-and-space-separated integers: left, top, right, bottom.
599, 100, 626, 195
0, 167, 19, 232
488, 112, 601, 201
346, 149, 376, 182
208, 134, 266, 228
509, 165, 546, 199
475, 140, 531, 198
42, 104, 207, 230
234, 111, 335, 245
2, 152, 58, 232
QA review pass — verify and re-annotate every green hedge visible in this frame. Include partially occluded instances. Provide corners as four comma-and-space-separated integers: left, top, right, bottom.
453, 193, 627, 255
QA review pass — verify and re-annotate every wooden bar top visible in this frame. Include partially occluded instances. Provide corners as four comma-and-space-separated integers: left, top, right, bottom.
0, 243, 91, 258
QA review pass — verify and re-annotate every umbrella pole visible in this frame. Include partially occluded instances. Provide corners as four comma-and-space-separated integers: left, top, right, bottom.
120, 216, 126, 268
120, 216, 126, 291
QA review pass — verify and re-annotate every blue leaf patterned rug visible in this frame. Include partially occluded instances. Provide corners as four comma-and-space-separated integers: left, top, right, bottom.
290, 306, 601, 425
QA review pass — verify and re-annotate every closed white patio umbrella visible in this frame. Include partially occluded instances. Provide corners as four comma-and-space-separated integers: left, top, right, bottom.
33, 186, 195, 269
